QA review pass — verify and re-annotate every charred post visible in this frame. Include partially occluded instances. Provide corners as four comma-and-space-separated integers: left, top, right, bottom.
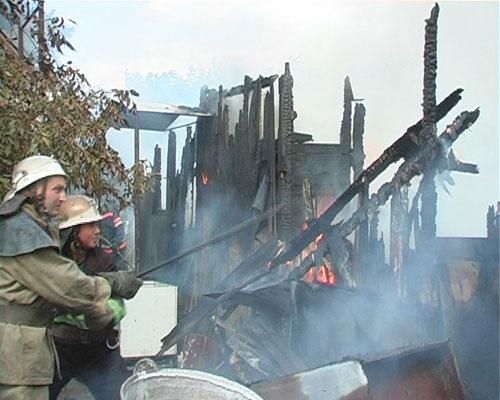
277, 62, 294, 241
177, 126, 195, 232
352, 102, 367, 281
152, 144, 162, 213
166, 130, 177, 255
390, 185, 409, 297
418, 3, 439, 306
352, 102, 366, 180
339, 76, 354, 191
263, 80, 277, 236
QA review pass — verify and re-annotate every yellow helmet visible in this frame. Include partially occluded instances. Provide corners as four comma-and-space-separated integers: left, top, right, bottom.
58, 195, 103, 229
4, 155, 67, 201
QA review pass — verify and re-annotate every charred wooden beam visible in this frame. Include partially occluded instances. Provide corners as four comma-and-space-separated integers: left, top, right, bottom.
195, 96, 217, 211
389, 185, 408, 296
214, 85, 224, 191
263, 82, 277, 235
269, 88, 464, 268
417, 3, 440, 305
446, 150, 478, 174
352, 103, 366, 180
222, 104, 230, 173
487, 205, 497, 239
277, 63, 294, 241
422, 3, 439, 128
355, 177, 369, 285
242, 75, 251, 203
419, 2, 440, 232
352, 102, 367, 282
326, 227, 356, 286
224, 74, 279, 97
249, 76, 262, 198
166, 130, 176, 211
152, 144, 162, 213
177, 126, 194, 231
339, 76, 354, 191
166, 130, 177, 256
338, 109, 480, 239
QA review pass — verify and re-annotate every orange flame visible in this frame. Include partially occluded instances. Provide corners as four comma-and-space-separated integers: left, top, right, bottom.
201, 172, 209, 185
302, 232, 336, 286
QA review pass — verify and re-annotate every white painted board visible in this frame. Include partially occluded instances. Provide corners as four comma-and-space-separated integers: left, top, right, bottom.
120, 280, 177, 358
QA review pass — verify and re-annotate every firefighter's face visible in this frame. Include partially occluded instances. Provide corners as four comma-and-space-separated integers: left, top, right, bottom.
37, 176, 67, 217
78, 222, 101, 249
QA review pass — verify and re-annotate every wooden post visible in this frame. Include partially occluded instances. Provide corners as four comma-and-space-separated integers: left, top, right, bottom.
339, 76, 354, 191
277, 63, 294, 241
264, 81, 277, 236
352, 103, 366, 180
134, 126, 140, 272
390, 185, 408, 297
418, 3, 439, 306
242, 76, 251, 204
352, 102, 366, 283
152, 145, 162, 213
166, 130, 177, 257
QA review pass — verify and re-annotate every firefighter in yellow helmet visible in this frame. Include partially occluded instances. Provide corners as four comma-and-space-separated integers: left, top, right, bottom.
0, 155, 142, 400
49, 195, 131, 400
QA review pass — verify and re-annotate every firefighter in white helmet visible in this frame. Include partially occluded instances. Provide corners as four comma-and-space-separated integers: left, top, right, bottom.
49, 195, 131, 400
0, 155, 142, 400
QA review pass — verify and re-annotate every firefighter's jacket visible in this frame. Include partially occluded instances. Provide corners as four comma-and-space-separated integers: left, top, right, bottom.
0, 203, 114, 385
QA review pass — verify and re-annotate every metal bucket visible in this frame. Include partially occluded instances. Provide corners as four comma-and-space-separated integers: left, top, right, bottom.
121, 368, 264, 400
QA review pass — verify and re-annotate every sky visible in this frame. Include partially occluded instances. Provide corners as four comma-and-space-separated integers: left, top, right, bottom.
46, 0, 499, 238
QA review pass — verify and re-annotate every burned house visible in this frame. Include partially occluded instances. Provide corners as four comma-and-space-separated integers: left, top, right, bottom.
138, 66, 361, 287
128, 4, 498, 400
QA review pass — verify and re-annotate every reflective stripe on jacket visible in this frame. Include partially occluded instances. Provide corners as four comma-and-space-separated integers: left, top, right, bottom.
53, 247, 127, 329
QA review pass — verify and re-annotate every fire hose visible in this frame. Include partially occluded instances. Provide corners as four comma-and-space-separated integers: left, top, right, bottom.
101, 203, 285, 279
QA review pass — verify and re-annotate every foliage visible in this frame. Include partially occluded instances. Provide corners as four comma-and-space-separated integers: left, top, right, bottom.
0, 0, 151, 209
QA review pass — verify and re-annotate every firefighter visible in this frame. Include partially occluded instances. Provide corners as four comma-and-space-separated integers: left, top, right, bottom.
0, 155, 142, 400
49, 195, 131, 400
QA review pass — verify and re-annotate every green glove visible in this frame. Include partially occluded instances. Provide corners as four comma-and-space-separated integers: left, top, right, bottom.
99, 271, 143, 299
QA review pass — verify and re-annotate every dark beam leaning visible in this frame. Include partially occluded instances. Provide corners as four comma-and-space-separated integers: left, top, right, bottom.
339, 109, 480, 239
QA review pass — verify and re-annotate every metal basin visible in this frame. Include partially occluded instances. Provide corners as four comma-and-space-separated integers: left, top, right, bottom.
121, 368, 264, 400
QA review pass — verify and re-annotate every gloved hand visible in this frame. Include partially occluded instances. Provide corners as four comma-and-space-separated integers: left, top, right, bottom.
99, 271, 143, 299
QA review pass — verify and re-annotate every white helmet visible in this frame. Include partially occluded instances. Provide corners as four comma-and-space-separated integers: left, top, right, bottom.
58, 195, 104, 229
4, 155, 67, 201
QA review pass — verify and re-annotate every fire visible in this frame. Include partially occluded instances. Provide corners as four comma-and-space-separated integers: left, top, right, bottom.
302, 230, 336, 286
302, 192, 337, 286
314, 233, 325, 245
201, 172, 209, 185
304, 260, 336, 286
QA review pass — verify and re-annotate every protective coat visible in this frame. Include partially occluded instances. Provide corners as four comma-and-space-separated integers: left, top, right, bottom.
0, 203, 114, 385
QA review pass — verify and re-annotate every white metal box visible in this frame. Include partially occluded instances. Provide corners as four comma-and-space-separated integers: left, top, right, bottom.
120, 280, 178, 358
